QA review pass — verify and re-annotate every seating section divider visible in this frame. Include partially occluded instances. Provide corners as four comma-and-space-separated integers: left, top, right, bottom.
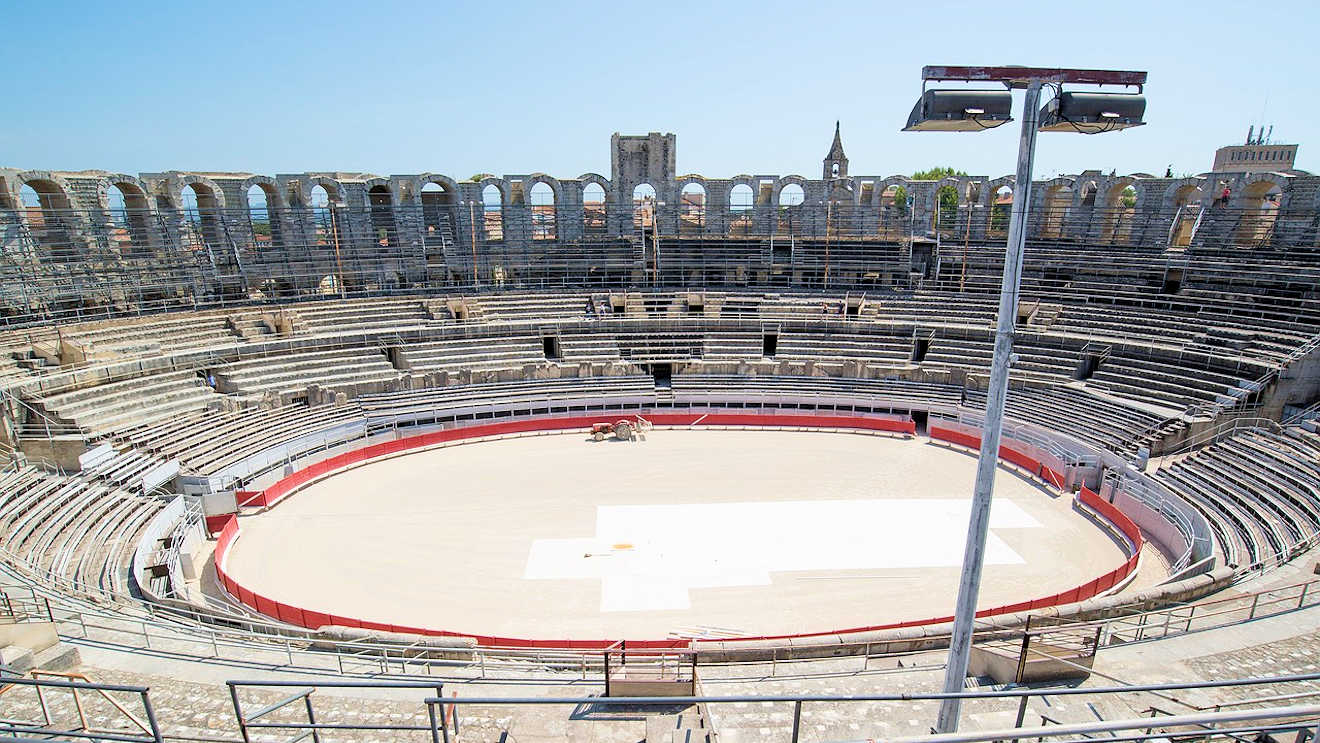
210, 414, 1145, 649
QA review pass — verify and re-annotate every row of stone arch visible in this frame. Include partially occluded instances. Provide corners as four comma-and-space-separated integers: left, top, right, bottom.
3, 168, 1296, 217
3, 168, 1299, 254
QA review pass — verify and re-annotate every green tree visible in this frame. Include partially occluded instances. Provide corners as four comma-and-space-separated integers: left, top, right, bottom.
912, 167, 970, 227
911, 166, 968, 181
1120, 186, 1137, 209
891, 185, 908, 214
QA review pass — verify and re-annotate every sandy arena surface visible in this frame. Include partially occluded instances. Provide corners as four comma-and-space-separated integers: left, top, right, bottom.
223, 429, 1130, 640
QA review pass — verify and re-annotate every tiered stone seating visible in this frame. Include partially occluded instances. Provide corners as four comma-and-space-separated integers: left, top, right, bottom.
214, 348, 399, 398
775, 331, 913, 366
557, 332, 624, 363
400, 335, 545, 372
63, 314, 240, 354
34, 370, 218, 434
701, 332, 764, 360
469, 294, 594, 322
864, 295, 998, 326
120, 403, 366, 478
0, 464, 162, 597
1154, 427, 1320, 571
921, 336, 995, 373
1087, 354, 1255, 413
357, 376, 658, 420
294, 298, 436, 334
965, 386, 1181, 458
671, 373, 963, 408
616, 330, 706, 361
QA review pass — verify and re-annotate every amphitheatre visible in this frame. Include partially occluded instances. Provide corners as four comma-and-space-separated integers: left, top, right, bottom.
1, 127, 1320, 742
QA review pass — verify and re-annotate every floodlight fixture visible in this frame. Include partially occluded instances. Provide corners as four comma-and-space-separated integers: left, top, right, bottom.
1039, 91, 1147, 132
902, 89, 1014, 131
905, 65, 1149, 737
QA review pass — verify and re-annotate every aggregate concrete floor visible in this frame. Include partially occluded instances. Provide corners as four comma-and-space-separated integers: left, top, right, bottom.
223, 430, 1131, 641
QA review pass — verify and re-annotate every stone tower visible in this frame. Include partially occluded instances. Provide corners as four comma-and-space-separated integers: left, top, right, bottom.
611, 132, 676, 191
823, 121, 848, 180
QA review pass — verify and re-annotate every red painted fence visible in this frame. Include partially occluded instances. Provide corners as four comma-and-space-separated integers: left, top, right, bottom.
211, 413, 1143, 649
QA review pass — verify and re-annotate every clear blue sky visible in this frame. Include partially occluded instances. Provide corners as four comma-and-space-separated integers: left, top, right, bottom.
3, 0, 1315, 181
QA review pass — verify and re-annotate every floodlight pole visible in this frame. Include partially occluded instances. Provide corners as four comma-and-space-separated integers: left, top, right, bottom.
934, 79, 1043, 734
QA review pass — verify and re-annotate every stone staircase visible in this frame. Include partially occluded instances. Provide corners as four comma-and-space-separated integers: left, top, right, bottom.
646, 705, 713, 742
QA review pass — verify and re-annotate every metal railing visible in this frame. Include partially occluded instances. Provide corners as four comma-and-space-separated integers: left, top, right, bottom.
209, 672, 1320, 743
3, 562, 1318, 686
0, 672, 163, 743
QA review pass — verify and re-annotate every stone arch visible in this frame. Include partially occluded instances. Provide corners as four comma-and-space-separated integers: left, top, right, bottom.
926, 176, 967, 232
301, 176, 346, 207
15, 172, 83, 257
576, 172, 611, 199
17, 171, 76, 210
1101, 177, 1144, 209
1075, 178, 1100, 208
632, 183, 657, 229
772, 175, 810, 206
876, 176, 911, 236
95, 175, 152, 211
727, 178, 757, 237
240, 175, 283, 209
727, 175, 758, 202
980, 176, 1015, 208
579, 175, 609, 233
677, 177, 708, 235
1161, 178, 1205, 210
363, 178, 393, 202
95, 177, 153, 255
523, 173, 563, 205
173, 175, 226, 209
418, 174, 459, 205
242, 177, 284, 250
477, 176, 511, 205
1164, 179, 1204, 247
829, 178, 858, 204
419, 178, 458, 248
165, 176, 225, 249
526, 176, 558, 241
366, 181, 398, 247
1234, 173, 1290, 208
479, 178, 507, 241
982, 176, 1015, 235
775, 177, 808, 236
1234, 174, 1288, 245
1037, 177, 1074, 239
1098, 177, 1143, 243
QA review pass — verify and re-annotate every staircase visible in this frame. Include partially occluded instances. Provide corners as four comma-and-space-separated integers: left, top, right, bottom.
645, 706, 713, 742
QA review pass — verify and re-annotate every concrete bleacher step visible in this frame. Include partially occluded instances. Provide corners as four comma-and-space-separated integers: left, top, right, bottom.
645, 708, 711, 743
0, 642, 81, 674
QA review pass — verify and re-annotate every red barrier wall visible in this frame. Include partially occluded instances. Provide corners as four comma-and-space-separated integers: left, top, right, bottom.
250, 413, 916, 508
212, 413, 1142, 649
928, 424, 1043, 478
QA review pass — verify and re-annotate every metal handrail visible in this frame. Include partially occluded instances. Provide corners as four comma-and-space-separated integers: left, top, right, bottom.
3, 553, 1318, 685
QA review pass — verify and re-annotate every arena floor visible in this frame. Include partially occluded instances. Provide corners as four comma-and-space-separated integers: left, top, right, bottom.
222, 429, 1131, 640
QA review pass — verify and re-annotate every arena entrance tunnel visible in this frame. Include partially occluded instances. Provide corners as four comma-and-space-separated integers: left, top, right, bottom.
206, 411, 1175, 650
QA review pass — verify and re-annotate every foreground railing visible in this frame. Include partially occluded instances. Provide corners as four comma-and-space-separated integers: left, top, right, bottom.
0, 673, 163, 743
222, 673, 1320, 743
3, 566, 1319, 685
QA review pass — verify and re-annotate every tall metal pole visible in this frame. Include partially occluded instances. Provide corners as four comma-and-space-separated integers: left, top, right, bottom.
934, 80, 1043, 734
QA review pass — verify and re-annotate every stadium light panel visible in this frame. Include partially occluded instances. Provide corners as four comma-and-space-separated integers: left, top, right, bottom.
902, 90, 1014, 132
1038, 91, 1146, 133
